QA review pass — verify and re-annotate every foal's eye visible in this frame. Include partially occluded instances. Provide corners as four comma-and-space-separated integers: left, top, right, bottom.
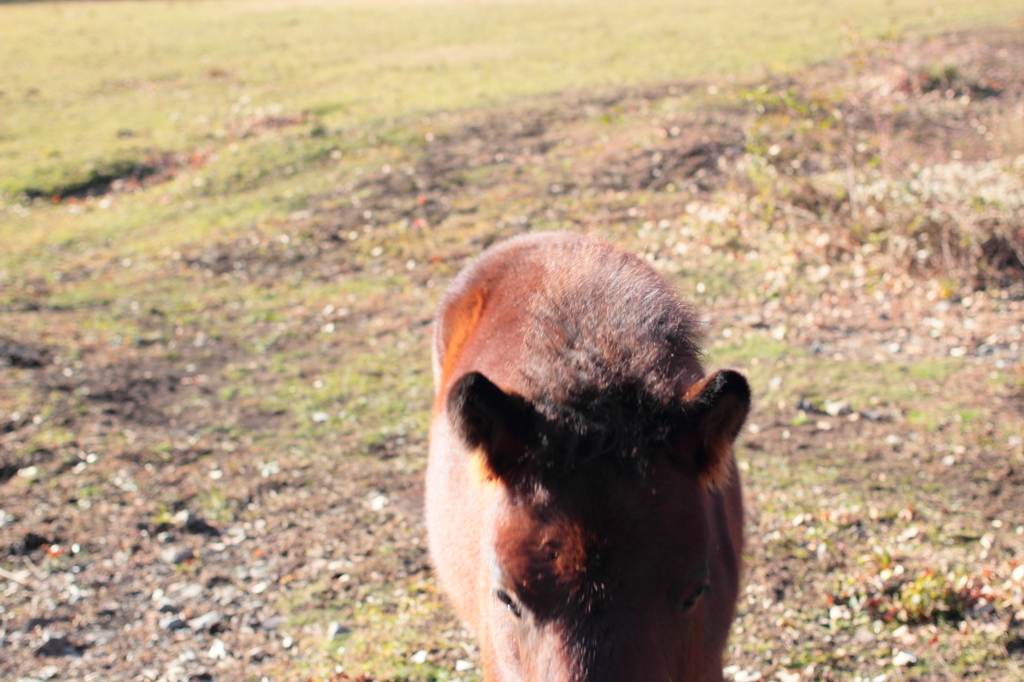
495, 589, 522, 618
678, 583, 710, 611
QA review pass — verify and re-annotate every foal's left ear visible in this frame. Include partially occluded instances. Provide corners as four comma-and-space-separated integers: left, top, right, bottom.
673, 369, 751, 484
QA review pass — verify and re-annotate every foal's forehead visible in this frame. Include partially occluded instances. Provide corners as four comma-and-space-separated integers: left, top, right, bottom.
499, 466, 709, 560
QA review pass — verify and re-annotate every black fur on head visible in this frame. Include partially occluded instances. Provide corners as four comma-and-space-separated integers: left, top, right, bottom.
447, 370, 749, 487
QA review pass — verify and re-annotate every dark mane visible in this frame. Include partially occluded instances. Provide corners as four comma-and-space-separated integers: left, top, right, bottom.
522, 382, 683, 483
515, 234, 703, 407
508, 233, 705, 477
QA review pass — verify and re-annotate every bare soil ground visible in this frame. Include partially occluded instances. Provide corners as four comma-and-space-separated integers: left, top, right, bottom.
2, 29, 1024, 682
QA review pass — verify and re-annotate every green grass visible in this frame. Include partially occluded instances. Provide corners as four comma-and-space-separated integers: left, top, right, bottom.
3, 0, 1022, 202
4, 0, 1023, 285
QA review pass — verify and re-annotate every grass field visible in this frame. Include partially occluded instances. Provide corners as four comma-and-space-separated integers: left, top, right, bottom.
2, 1, 1024, 681
2, 0, 1023, 217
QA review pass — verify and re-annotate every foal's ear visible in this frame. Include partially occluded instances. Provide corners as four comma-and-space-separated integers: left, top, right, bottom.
673, 370, 751, 484
447, 372, 534, 481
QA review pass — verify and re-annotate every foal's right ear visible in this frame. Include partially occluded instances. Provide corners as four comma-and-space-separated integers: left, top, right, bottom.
447, 372, 534, 481
673, 369, 751, 485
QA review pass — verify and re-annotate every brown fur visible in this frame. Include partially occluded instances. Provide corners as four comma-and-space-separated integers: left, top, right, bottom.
427, 232, 748, 682
434, 231, 703, 411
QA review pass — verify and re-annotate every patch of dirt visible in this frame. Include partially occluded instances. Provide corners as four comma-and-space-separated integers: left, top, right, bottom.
0, 338, 46, 368
229, 113, 306, 139
22, 150, 210, 202
593, 136, 745, 192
